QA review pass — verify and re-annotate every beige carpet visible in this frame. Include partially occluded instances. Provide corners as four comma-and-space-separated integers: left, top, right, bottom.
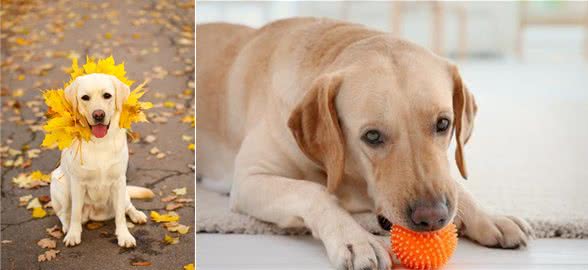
196, 186, 587, 239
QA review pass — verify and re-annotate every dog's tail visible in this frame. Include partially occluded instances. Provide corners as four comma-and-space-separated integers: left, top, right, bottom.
127, 186, 155, 200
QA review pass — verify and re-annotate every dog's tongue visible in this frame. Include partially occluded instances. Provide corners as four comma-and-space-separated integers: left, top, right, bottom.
91, 124, 108, 138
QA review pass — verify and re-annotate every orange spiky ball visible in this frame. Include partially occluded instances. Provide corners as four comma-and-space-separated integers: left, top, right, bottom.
390, 223, 457, 270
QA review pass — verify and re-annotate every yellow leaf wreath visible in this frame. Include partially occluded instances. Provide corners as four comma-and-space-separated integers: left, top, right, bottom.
42, 56, 152, 150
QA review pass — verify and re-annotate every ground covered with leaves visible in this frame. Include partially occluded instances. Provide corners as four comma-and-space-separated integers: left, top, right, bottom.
1, 1, 195, 269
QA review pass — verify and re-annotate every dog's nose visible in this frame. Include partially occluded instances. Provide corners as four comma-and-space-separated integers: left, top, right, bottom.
409, 200, 449, 232
92, 110, 105, 122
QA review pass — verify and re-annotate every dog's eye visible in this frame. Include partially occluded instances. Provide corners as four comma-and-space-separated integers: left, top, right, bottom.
103, 93, 112, 99
81, 95, 90, 101
436, 118, 450, 133
362, 129, 384, 146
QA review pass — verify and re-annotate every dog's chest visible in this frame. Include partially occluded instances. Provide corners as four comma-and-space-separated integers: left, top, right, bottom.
69, 134, 128, 205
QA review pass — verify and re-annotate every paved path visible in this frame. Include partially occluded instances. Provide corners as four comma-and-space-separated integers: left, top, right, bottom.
1, 1, 195, 269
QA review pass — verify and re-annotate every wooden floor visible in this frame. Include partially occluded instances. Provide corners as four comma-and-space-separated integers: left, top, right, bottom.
197, 234, 588, 270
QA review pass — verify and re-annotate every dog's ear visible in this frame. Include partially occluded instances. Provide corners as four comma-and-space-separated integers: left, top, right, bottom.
451, 65, 478, 179
288, 74, 345, 193
111, 76, 130, 111
64, 80, 79, 114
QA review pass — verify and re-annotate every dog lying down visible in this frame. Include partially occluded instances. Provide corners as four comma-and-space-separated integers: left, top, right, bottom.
197, 18, 534, 270
50, 73, 153, 248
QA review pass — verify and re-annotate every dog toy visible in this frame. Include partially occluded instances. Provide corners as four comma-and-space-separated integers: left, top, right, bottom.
390, 223, 457, 270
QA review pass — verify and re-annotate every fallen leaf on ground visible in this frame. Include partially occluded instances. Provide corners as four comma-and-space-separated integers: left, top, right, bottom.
163, 101, 176, 108
156, 152, 166, 159
172, 187, 186, 196
165, 202, 184, 211
149, 147, 160, 155
181, 115, 194, 124
86, 222, 104, 230
30, 170, 51, 182
150, 211, 179, 223
160, 195, 177, 202
144, 135, 156, 143
27, 198, 42, 209
12, 89, 24, 97
37, 238, 56, 249
131, 261, 152, 266
38, 249, 59, 262
164, 222, 190, 235
38, 195, 51, 204
19, 195, 33, 206
163, 234, 179, 245
181, 135, 192, 142
175, 198, 193, 203
12, 173, 48, 189
27, 149, 41, 159
188, 143, 194, 151
1, 240, 13, 244
32, 207, 47, 218
46, 226, 64, 239
184, 263, 194, 270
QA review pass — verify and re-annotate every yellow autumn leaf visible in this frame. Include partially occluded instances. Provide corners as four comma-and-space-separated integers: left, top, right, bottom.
15, 37, 31, 46
163, 101, 175, 108
17, 74, 25, 80
150, 211, 179, 223
104, 32, 112, 39
188, 143, 194, 151
30, 170, 51, 182
165, 222, 190, 235
32, 207, 47, 219
163, 234, 179, 245
119, 80, 153, 130
12, 172, 49, 189
172, 187, 186, 196
67, 55, 134, 87
181, 115, 195, 126
12, 89, 24, 97
41, 89, 91, 150
184, 264, 194, 270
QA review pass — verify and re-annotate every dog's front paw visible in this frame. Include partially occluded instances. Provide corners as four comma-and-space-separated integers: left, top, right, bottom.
117, 231, 137, 248
63, 229, 82, 247
463, 214, 533, 249
324, 228, 391, 270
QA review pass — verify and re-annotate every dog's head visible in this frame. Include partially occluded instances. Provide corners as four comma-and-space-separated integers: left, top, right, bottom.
64, 73, 130, 138
288, 36, 477, 232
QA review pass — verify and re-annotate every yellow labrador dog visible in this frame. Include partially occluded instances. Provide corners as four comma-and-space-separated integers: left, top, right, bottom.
50, 73, 153, 248
197, 18, 533, 269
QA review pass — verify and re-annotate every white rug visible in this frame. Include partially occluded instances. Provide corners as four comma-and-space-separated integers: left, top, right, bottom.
196, 62, 588, 239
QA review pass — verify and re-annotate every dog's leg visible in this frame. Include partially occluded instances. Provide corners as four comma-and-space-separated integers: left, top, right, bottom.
454, 185, 534, 248
125, 191, 147, 224
50, 167, 70, 233
231, 175, 391, 270
113, 177, 136, 247
63, 180, 84, 246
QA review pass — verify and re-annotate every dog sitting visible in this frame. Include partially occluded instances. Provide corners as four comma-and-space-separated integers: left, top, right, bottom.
50, 73, 153, 247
